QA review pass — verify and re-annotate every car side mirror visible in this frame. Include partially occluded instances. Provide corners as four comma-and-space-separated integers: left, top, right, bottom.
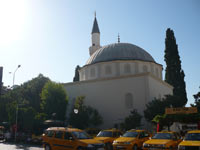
69, 137, 74, 140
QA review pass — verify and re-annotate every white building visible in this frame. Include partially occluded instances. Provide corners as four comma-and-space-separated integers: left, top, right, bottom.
64, 16, 173, 129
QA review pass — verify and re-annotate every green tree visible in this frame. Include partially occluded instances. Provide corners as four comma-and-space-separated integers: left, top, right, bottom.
73, 65, 80, 82
41, 81, 68, 121
120, 109, 142, 130
22, 74, 49, 112
164, 28, 187, 106
69, 96, 103, 129
144, 97, 169, 122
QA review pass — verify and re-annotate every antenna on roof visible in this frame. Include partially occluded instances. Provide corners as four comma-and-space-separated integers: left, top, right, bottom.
118, 33, 120, 43
94, 11, 96, 18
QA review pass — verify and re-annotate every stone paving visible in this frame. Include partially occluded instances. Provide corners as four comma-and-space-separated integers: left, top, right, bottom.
0, 142, 43, 150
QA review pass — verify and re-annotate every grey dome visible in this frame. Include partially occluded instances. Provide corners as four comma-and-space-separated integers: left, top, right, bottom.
86, 43, 155, 65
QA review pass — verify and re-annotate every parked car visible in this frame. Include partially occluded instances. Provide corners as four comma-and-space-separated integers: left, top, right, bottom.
143, 131, 182, 150
178, 130, 200, 150
42, 127, 105, 150
94, 129, 123, 150
0, 126, 5, 140
85, 128, 100, 137
113, 129, 151, 150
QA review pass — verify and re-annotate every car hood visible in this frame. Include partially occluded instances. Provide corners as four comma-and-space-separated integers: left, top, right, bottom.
179, 140, 200, 146
94, 137, 111, 141
80, 139, 103, 144
145, 139, 172, 145
115, 137, 136, 142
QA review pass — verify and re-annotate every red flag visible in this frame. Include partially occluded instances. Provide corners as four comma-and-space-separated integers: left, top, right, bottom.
157, 123, 159, 132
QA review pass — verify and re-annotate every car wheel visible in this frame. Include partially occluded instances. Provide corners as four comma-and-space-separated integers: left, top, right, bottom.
45, 144, 51, 150
106, 143, 113, 150
133, 145, 138, 150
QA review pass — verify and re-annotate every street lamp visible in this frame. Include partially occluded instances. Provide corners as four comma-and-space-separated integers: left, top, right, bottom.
12, 65, 21, 142
13, 65, 21, 87
74, 108, 79, 114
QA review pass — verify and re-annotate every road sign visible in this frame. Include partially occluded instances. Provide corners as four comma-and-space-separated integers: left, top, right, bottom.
165, 107, 197, 115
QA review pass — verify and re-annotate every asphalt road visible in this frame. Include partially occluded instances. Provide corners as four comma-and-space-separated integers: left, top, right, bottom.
0, 142, 43, 150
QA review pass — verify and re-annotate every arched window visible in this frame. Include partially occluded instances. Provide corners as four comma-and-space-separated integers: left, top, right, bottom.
150, 64, 154, 74
155, 68, 159, 77
124, 64, 131, 73
105, 65, 112, 75
125, 93, 133, 109
135, 62, 139, 74
90, 68, 95, 77
143, 65, 148, 73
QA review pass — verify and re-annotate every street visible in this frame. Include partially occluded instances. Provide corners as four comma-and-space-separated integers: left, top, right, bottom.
0, 142, 43, 150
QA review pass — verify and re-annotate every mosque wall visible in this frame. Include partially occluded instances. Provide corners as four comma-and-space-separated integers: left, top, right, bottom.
147, 74, 173, 102
64, 73, 172, 129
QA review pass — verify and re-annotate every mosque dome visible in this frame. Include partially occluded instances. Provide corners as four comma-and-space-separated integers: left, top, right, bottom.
86, 43, 155, 65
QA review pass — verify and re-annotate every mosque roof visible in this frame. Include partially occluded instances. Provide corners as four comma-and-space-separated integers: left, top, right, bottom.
86, 43, 155, 65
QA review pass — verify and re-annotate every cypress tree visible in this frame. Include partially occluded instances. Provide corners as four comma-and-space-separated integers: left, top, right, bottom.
73, 65, 80, 82
164, 28, 187, 107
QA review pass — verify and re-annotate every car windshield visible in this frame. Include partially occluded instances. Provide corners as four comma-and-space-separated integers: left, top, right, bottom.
122, 132, 138, 137
152, 133, 172, 139
97, 131, 112, 137
184, 133, 200, 141
72, 131, 91, 139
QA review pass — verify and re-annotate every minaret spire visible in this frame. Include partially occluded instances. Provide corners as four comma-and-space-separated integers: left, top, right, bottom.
91, 13, 100, 34
89, 13, 101, 56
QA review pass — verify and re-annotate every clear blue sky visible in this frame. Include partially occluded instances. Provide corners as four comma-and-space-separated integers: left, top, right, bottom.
0, 0, 199, 106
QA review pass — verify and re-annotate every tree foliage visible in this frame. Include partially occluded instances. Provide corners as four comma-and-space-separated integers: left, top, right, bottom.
73, 65, 80, 82
120, 109, 142, 130
22, 74, 49, 111
41, 81, 68, 121
69, 96, 103, 129
164, 28, 187, 107
0, 74, 66, 134
191, 88, 200, 112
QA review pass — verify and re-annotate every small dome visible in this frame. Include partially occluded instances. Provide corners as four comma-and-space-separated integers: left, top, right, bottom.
86, 43, 155, 65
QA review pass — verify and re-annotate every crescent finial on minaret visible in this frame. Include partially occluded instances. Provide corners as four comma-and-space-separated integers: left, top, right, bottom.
118, 33, 120, 43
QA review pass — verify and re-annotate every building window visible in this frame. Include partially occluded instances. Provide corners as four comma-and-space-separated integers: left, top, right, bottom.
143, 65, 148, 73
125, 93, 133, 109
90, 68, 95, 77
105, 65, 112, 75
124, 64, 131, 73
150, 64, 154, 74
135, 62, 139, 74
155, 68, 158, 77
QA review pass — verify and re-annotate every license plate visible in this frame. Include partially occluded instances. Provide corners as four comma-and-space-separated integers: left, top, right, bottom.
116, 146, 125, 149
97, 148, 104, 150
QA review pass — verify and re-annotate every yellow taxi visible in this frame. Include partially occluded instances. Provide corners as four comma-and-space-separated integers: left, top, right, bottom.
143, 131, 182, 150
85, 128, 101, 137
178, 130, 200, 150
94, 129, 123, 150
42, 127, 105, 150
113, 129, 151, 150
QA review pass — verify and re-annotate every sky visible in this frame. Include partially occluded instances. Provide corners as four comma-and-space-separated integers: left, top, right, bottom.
0, 0, 199, 106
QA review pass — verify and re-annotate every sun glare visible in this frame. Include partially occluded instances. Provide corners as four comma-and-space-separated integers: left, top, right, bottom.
0, 0, 27, 46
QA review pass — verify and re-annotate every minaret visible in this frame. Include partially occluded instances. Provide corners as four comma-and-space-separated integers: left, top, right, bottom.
89, 13, 101, 56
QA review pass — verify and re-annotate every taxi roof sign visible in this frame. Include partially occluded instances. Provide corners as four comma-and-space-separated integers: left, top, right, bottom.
165, 107, 197, 115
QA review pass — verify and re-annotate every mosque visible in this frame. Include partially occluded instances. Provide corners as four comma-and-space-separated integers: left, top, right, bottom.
64, 16, 173, 129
